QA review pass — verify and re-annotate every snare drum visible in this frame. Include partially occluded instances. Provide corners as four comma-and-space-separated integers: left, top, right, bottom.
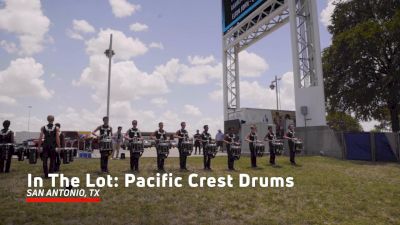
294, 140, 303, 153
100, 138, 112, 151
231, 145, 241, 160
130, 141, 144, 154
272, 141, 284, 155
181, 141, 193, 156
255, 143, 265, 157
206, 143, 218, 158
157, 142, 170, 159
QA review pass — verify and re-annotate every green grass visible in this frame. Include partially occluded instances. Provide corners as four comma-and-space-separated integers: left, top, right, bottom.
1, 156, 400, 225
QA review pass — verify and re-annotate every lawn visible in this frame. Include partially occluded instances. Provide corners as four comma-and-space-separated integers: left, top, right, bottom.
0, 155, 399, 225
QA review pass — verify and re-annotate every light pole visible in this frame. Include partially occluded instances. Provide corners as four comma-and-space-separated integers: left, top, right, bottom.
104, 34, 115, 119
27, 106, 32, 132
269, 75, 281, 111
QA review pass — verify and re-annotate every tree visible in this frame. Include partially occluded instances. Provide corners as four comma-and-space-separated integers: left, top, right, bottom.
322, 0, 400, 132
326, 111, 363, 132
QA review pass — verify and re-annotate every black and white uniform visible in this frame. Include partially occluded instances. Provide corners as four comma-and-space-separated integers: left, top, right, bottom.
201, 131, 212, 169
127, 128, 142, 171
41, 124, 57, 177
0, 128, 14, 173
248, 132, 257, 168
99, 125, 112, 172
177, 129, 189, 170
154, 129, 167, 170
225, 133, 237, 170
286, 129, 296, 164
193, 133, 202, 154
266, 131, 277, 164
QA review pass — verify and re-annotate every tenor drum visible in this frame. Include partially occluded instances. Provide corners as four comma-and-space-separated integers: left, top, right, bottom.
231, 145, 241, 160
28, 147, 38, 164
294, 140, 303, 153
100, 138, 112, 151
255, 143, 265, 157
272, 141, 284, 155
157, 142, 170, 159
206, 143, 218, 158
181, 141, 193, 156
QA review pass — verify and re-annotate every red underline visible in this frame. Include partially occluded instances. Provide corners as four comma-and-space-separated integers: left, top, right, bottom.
26, 197, 101, 203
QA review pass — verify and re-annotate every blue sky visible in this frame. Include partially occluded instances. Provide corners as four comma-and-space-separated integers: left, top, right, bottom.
0, 0, 376, 133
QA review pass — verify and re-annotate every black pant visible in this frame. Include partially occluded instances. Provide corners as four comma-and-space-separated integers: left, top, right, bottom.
0, 147, 14, 173
130, 151, 140, 171
269, 144, 276, 164
157, 154, 165, 171
178, 147, 187, 169
42, 146, 56, 177
194, 144, 201, 154
289, 142, 296, 164
227, 146, 235, 170
249, 144, 257, 167
203, 144, 211, 169
100, 150, 109, 172
55, 151, 61, 172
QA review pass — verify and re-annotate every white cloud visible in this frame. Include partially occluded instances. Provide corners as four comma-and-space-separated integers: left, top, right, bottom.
240, 72, 295, 110
0, 0, 50, 55
109, 0, 141, 18
150, 97, 168, 107
0, 96, 17, 105
0, 57, 53, 100
188, 55, 216, 65
67, 19, 96, 40
73, 19, 95, 33
85, 28, 148, 60
0, 40, 18, 53
66, 30, 84, 40
73, 55, 169, 103
154, 57, 221, 85
149, 42, 164, 50
129, 22, 148, 32
239, 50, 269, 77
320, 0, 348, 27
183, 104, 202, 116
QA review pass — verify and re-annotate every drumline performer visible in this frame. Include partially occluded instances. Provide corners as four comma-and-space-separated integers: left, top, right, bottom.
124, 120, 142, 171
224, 127, 239, 171
245, 125, 258, 168
151, 122, 168, 171
54, 123, 65, 172
265, 126, 277, 165
175, 122, 189, 170
0, 120, 14, 173
201, 125, 213, 170
38, 115, 61, 178
284, 124, 298, 165
92, 116, 113, 173
193, 130, 201, 155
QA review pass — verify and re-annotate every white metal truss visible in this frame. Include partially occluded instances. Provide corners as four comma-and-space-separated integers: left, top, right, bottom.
289, 0, 318, 88
222, 0, 324, 123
